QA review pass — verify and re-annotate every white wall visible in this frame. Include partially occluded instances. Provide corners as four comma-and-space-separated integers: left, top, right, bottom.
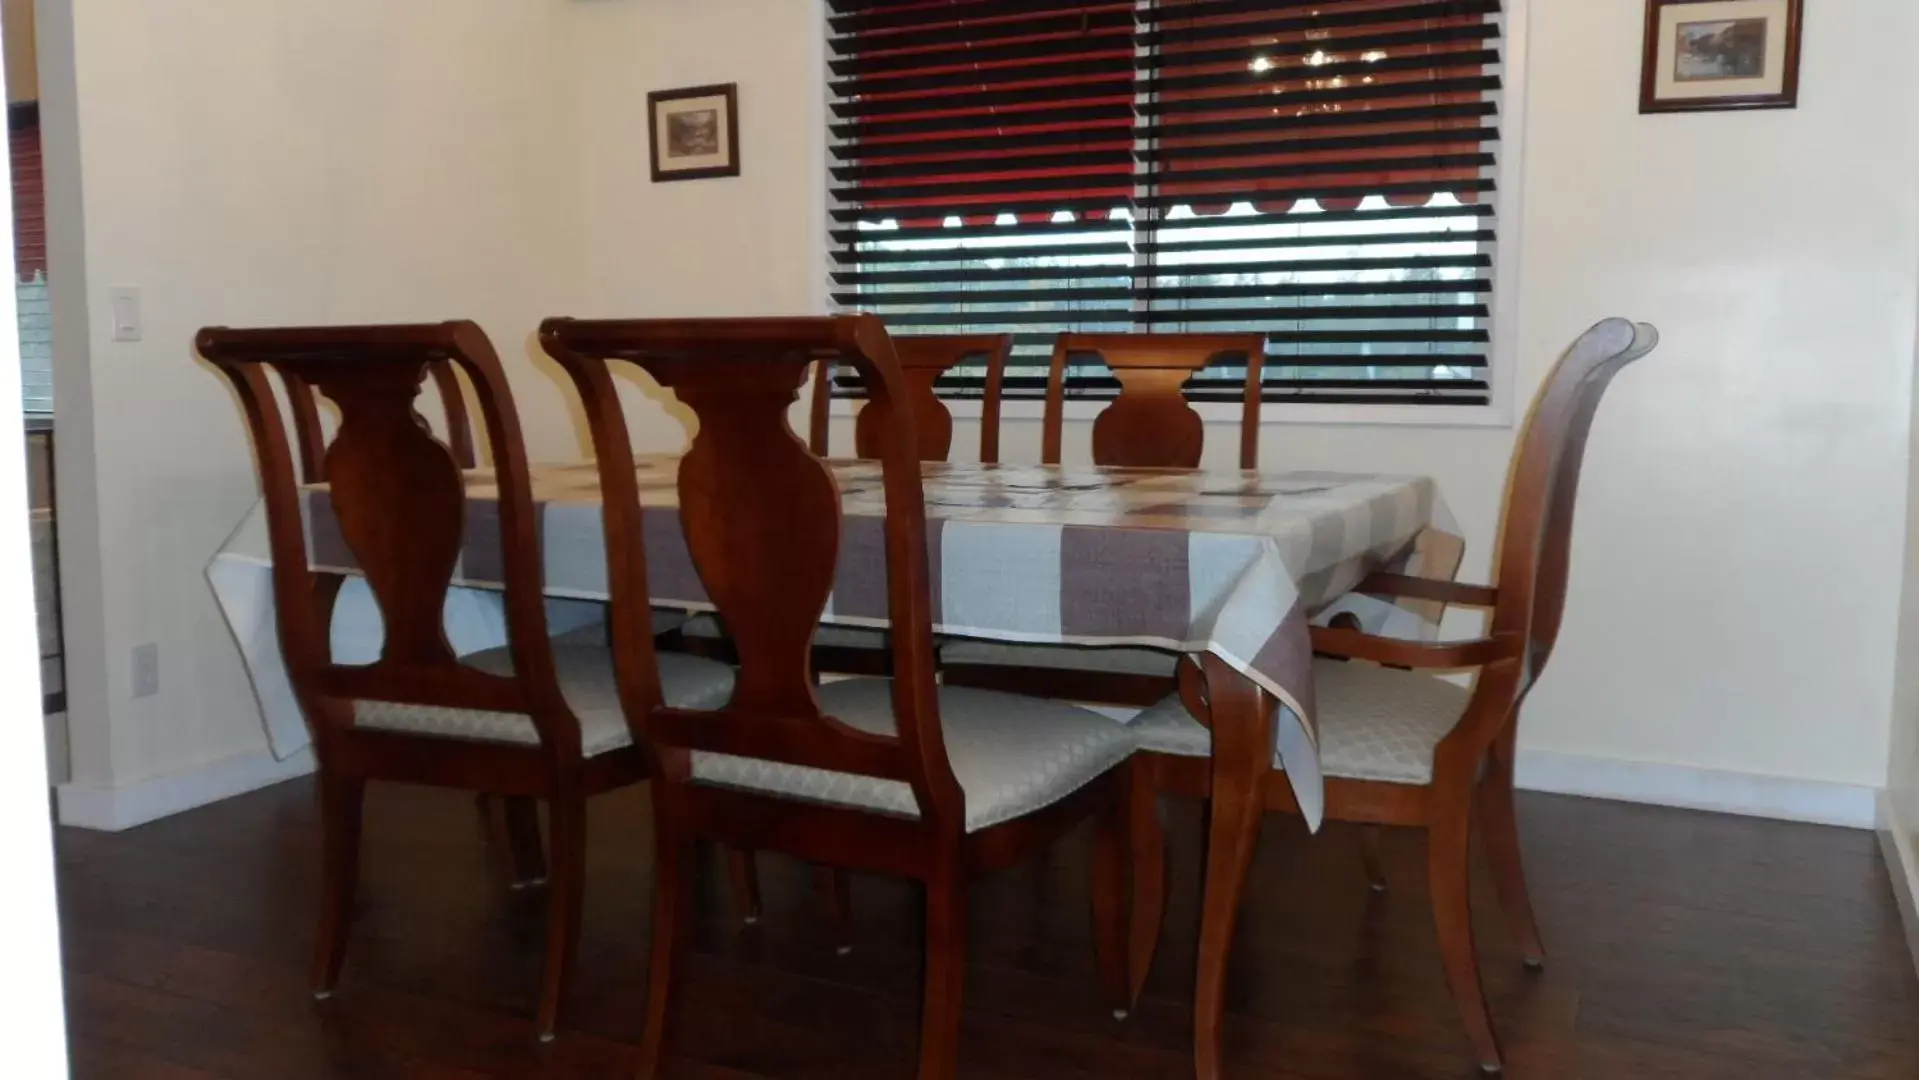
563, 0, 1919, 801
1886, 221, 1919, 957
1503, 2, 1918, 793
42, 0, 1919, 819
44, 0, 589, 807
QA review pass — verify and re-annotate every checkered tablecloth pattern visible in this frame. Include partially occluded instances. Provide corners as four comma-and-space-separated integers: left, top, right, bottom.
213, 455, 1454, 828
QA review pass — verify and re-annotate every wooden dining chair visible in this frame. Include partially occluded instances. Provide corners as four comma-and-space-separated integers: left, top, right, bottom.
283, 356, 663, 896
1041, 331, 1267, 471
282, 361, 477, 482
853, 333, 1011, 463
539, 314, 1140, 1080
684, 333, 1012, 681
1125, 318, 1661, 1074
943, 331, 1267, 706
281, 359, 567, 885
279, 361, 480, 650
197, 320, 739, 1040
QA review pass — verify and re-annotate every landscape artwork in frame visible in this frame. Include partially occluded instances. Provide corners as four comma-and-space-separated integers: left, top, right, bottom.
648, 83, 740, 182
1641, 0, 1802, 113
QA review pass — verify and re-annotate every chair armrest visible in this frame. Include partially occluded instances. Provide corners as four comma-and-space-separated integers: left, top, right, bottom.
1351, 572, 1498, 609
1309, 626, 1513, 669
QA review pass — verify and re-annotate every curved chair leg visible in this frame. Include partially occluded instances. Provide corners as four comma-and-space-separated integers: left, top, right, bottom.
1090, 772, 1132, 1018
311, 773, 365, 998
1125, 757, 1167, 1008
502, 796, 548, 888
638, 828, 692, 1080
815, 866, 854, 954
1360, 825, 1388, 893
727, 849, 763, 925
918, 872, 968, 1080
535, 793, 587, 1041
1429, 800, 1502, 1073
1480, 736, 1545, 967
1192, 661, 1272, 1080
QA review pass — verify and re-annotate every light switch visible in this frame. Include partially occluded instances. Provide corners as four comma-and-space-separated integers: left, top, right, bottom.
108, 287, 142, 342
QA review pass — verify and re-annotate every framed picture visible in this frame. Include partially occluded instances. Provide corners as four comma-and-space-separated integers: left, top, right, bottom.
647, 83, 740, 182
1641, 0, 1803, 113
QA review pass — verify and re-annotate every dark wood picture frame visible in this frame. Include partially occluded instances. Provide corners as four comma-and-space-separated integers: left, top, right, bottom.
1640, 0, 1803, 114
647, 83, 741, 182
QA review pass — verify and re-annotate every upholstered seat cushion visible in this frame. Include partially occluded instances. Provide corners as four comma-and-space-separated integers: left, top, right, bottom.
938, 640, 1179, 678
689, 678, 1137, 833
649, 608, 693, 635
681, 613, 888, 652
1130, 658, 1468, 785
354, 634, 735, 759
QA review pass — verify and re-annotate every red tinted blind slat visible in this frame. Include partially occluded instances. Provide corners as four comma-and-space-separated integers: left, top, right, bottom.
10, 122, 45, 278
828, 0, 1502, 405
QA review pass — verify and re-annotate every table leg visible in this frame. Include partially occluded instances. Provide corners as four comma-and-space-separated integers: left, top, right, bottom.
1193, 655, 1276, 1080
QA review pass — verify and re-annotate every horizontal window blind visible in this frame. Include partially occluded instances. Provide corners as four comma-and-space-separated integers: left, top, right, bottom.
827, 0, 1501, 406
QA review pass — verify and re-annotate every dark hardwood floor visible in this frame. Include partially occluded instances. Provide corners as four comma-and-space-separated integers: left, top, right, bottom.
55, 777, 1919, 1079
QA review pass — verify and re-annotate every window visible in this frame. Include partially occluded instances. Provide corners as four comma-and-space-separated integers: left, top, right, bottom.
10, 101, 49, 417
826, 0, 1503, 406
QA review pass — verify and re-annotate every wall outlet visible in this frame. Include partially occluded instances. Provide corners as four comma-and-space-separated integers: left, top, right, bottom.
131, 642, 159, 699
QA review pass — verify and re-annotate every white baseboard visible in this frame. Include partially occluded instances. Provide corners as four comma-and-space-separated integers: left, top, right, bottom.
1515, 748, 1879, 829
56, 746, 316, 832
1878, 792, 1919, 978
44, 732, 1879, 835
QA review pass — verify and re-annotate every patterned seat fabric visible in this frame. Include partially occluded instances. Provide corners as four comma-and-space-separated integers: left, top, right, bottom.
680, 613, 888, 652
690, 678, 1137, 833
1130, 657, 1468, 785
938, 640, 1179, 678
354, 634, 735, 758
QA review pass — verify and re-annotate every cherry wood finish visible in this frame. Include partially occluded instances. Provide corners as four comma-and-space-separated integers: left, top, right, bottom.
281, 359, 550, 891
1129, 320, 1661, 1075
282, 360, 478, 482
858, 334, 1011, 464
197, 320, 641, 1040
751, 335, 1010, 681
1040, 332, 1267, 471
808, 334, 1011, 465
540, 314, 1134, 1080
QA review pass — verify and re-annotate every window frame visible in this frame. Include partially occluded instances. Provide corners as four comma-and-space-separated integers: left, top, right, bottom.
818, 0, 1533, 430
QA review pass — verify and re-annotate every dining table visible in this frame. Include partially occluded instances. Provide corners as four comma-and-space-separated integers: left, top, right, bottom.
208, 451, 1455, 1078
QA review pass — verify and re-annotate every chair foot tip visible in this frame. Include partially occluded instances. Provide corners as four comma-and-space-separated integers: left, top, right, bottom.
1524, 956, 1545, 970
835, 944, 853, 956
1478, 1063, 1502, 1075
311, 989, 333, 1001
742, 915, 759, 926
1112, 1009, 1129, 1021
538, 1031, 557, 1044
1368, 882, 1387, 893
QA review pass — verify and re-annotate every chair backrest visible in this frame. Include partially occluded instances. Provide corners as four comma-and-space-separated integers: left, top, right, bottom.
281, 361, 478, 483
198, 322, 571, 747
541, 315, 964, 829
1042, 332, 1267, 470
804, 334, 1011, 464
856, 334, 1011, 464
1489, 318, 1660, 691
